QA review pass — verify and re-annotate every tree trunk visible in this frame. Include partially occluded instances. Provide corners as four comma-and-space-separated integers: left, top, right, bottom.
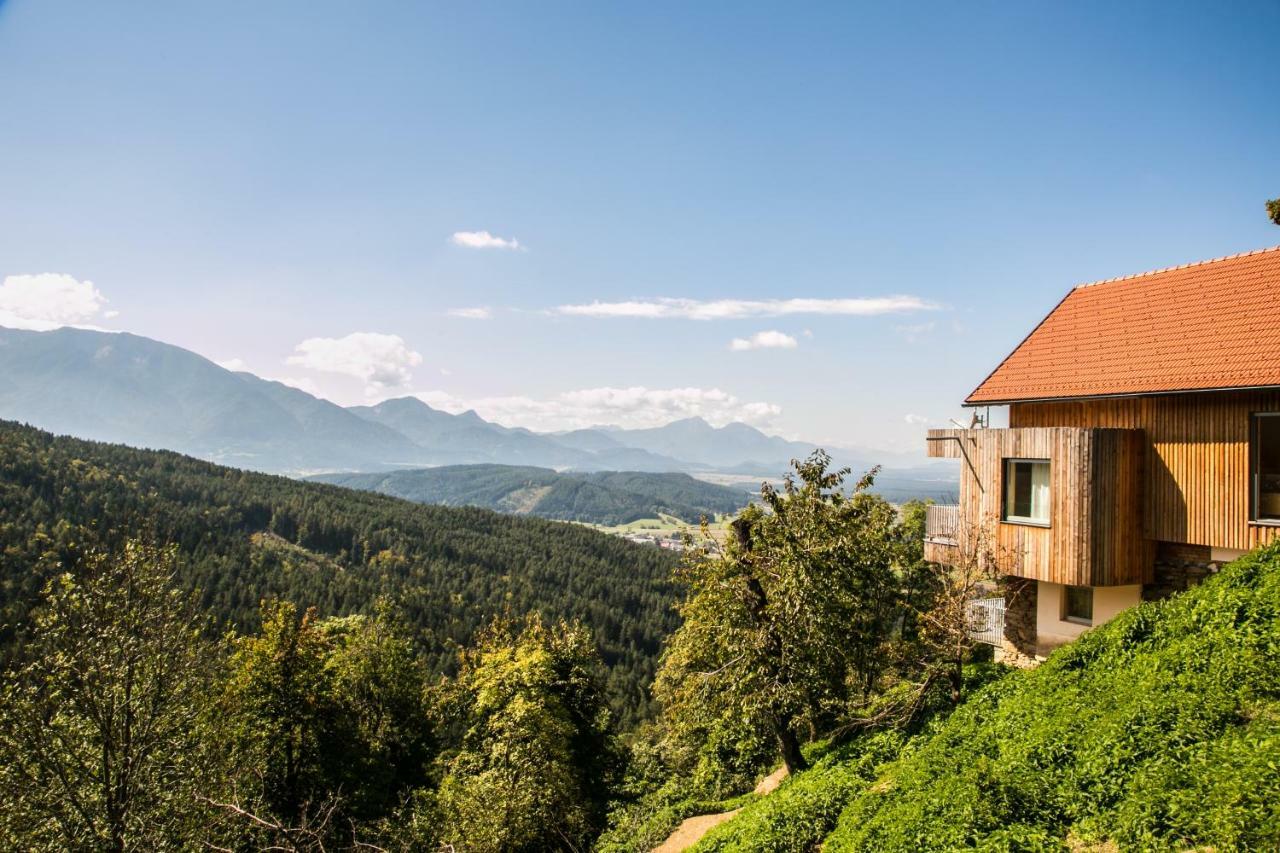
775, 723, 809, 775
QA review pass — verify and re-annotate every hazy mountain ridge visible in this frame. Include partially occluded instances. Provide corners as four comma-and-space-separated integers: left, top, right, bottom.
0, 326, 952, 484
311, 464, 755, 525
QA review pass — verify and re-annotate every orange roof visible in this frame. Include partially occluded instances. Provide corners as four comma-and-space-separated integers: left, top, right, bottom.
967, 245, 1280, 405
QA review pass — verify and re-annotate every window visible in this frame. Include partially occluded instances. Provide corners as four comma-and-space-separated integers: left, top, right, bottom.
1063, 585, 1093, 625
1254, 414, 1280, 523
1003, 459, 1050, 525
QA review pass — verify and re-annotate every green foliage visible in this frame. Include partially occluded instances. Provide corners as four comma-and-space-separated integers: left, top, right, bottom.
691, 666, 1008, 852
693, 734, 903, 853
314, 463, 751, 525
1268, 197, 1280, 225
654, 452, 905, 776
596, 779, 758, 853
428, 616, 621, 852
819, 543, 1280, 851
219, 600, 432, 829
0, 542, 227, 850
0, 419, 679, 726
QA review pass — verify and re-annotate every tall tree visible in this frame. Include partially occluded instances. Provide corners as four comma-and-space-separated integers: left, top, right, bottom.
432, 616, 620, 852
654, 452, 902, 776
0, 542, 225, 851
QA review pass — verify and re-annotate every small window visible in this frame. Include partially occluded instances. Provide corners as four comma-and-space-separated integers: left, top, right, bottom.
1254, 414, 1280, 523
1063, 585, 1093, 625
1003, 459, 1050, 525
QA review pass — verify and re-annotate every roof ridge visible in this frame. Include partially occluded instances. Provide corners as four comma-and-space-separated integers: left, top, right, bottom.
1073, 244, 1280, 290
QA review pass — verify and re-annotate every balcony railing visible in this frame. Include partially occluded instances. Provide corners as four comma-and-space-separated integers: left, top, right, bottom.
924, 503, 959, 546
967, 596, 1005, 646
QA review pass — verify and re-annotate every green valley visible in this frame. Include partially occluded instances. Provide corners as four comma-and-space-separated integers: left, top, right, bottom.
311, 464, 753, 526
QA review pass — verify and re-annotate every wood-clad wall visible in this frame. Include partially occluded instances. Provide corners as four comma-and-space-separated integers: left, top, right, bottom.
1010, 390, 1280, 551
926, 427, 1149, 586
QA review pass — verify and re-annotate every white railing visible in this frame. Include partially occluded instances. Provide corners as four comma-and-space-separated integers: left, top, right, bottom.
924, 504, 960, 545
967, 596, 1005, 646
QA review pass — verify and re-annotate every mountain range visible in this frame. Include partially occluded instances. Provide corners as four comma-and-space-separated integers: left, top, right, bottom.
0, 325, 951, 486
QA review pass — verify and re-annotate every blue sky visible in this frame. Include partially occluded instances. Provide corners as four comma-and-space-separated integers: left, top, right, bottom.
0, 1, 1277, 454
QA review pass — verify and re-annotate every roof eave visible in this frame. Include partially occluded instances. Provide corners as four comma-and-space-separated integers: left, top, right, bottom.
962, 382, 1280, 407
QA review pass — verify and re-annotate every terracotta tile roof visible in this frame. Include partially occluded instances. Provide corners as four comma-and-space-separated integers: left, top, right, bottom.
966, 245, 1280, 405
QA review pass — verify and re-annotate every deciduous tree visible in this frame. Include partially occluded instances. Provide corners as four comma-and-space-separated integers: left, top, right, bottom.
654, 452, 902, 776
0, 542, 225, 851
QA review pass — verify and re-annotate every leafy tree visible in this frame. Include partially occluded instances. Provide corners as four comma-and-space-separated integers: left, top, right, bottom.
654, 452, 902, 776
220, 600, 343, 827
431, 615, 621, 852
0, 541, 226, 851
1268, 197, 1280, 225
212, 599, 434, 847
319, 601, 434, 819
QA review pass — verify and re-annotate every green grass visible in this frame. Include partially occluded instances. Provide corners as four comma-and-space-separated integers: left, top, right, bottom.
699, 543, 1280, 851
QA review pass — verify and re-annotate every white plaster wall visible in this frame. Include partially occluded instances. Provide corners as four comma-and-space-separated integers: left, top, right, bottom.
1036, 582, 1142, 652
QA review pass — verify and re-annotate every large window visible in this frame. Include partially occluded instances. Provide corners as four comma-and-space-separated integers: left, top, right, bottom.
1255, 414, 1280, 523
1003, 459, 1050, 525
1063, 585, 1093, 625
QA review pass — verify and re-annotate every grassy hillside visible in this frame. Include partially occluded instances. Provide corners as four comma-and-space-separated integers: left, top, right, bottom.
694, 544, 1280, 851
312, 464, 753, 525
0, 420, 680, 725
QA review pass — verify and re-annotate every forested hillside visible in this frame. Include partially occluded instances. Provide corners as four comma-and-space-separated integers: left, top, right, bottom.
0, 419, 679, 723
313, 464, 752, 525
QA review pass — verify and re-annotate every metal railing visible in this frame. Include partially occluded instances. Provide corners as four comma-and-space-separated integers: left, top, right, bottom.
924, 503, 960, 545
967, 596, 1005, 646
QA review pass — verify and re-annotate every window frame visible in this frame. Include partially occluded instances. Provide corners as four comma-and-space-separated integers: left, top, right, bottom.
1062, 584, 1093, 626
1001, 457, 1052, 528
1251, 412, 1280, 526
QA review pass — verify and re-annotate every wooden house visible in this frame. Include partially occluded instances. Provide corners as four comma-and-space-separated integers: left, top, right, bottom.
924, 245, 1280, 659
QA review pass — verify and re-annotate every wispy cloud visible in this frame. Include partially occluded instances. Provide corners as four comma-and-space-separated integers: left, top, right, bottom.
406, 385, 782, 431
729, 330, 798, 351
903, 413, 930, 425
216, 357, 249, 372
0, 273, 110, 331
448, 306, 493, 320
894, 321, 936, 343
286, 332, 423, 391
450, 231, 523, 251
555, 295, 936, 320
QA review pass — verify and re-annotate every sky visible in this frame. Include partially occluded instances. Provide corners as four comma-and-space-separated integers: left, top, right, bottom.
0, 1, 1277, 454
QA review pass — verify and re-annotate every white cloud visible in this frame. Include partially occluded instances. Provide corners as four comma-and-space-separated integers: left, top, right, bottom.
0, 273, 109, 330
216, 357, 249, 372
448, 306, 493, 320
894, 321, 936, 343
903, 413, 930, 425
729, 330, 798, 351
450, 231, 523, 251
555, 295, 936, 320
405, 385, 782, 432
286, 332, 423, 391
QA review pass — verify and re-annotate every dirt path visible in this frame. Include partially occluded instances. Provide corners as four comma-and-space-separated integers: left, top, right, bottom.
652, 810, 742, 853
652, 766, 789, 852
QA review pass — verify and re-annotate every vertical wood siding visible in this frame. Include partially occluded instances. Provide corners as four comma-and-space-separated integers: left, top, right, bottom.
1010, 390, 1280, 551
926, 426, 1148, 586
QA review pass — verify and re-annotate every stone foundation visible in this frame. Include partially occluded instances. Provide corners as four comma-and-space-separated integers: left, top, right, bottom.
1143, 542, 1218, 601
999, 577, 1038, 667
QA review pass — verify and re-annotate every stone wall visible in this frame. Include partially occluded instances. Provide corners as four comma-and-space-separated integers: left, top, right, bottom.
999, 576, 1038, 667
1143, 542, 1216, 601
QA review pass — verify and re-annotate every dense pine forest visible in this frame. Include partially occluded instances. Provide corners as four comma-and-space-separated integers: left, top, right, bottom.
0, 419, 679, 724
